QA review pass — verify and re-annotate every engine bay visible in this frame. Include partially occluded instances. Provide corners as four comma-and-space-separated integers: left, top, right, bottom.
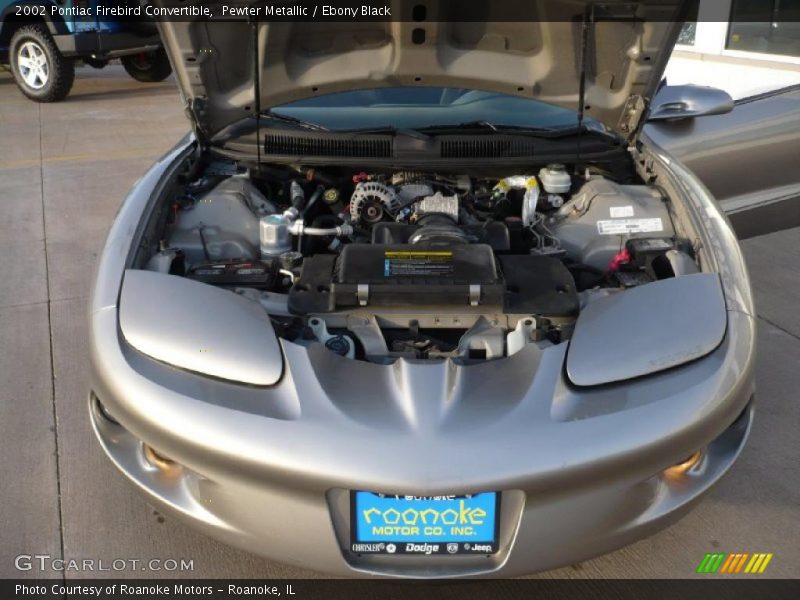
140, 160, 699, 363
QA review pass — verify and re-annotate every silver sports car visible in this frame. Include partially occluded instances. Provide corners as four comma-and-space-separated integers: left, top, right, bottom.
90, 3, 762, 578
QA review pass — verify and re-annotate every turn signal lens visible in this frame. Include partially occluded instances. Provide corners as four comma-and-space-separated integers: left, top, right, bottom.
143, 444, 180, 473
664, 450, 703, 479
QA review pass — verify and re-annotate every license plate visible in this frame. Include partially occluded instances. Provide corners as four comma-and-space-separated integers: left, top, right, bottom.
350, 491, 499, 555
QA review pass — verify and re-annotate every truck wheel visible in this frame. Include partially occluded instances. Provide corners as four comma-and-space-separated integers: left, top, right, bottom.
121, 49, 172, 83
9, 24, 75, 102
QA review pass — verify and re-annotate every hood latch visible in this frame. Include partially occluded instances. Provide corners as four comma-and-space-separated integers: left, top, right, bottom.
185, 97, 209, 147
619, 94, 648, 140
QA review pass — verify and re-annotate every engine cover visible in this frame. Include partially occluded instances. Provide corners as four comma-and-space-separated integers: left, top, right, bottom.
371, 221, 511, 251
289, 244, 503, 313
288, 245, 579, 317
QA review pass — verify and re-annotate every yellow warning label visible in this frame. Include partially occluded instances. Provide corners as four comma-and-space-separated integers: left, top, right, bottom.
383, 251, 453, 277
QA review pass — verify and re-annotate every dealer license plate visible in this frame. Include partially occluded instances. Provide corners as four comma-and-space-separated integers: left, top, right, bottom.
350, 491, 499, 555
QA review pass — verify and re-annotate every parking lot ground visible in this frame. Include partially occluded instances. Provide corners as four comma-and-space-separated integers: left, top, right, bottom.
0, 65, 798, 579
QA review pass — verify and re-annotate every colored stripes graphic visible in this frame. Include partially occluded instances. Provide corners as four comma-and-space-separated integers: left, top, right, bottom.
697, 552, 773, 574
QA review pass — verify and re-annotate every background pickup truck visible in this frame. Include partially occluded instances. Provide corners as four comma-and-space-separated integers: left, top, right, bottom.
0, 0, 171, 101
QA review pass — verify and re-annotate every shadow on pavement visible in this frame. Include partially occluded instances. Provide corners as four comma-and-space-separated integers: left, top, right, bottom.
66, 84, 177, 102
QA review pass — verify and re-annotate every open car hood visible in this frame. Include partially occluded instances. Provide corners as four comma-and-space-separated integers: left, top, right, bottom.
156, 0, 689, 143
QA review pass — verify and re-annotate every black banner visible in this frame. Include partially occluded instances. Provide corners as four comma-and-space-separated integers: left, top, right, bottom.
6, 0, 799, 23
3, 579, 800, 600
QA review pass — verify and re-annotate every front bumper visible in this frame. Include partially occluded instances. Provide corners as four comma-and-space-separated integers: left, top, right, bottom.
91, 388, 752, 577
89, 307, 756, 577
53, 32, 161, 59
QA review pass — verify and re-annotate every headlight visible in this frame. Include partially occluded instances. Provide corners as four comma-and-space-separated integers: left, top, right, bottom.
119, 269, 283, 386
566, 273, 726, 386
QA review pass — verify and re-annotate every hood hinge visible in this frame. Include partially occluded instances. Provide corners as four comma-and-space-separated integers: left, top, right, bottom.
619, 94, 648, 141
185, 97, 210, 147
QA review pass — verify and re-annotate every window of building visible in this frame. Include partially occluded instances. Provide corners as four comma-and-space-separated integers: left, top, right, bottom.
678, 22, 697, 46
727, 0, 800, 58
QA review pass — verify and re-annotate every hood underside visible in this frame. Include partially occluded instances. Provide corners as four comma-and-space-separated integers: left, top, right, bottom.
156, 1, 688, 141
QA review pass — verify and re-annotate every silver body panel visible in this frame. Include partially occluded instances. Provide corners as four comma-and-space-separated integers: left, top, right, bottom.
644, 84, 800, 239
88, 137, 758, 577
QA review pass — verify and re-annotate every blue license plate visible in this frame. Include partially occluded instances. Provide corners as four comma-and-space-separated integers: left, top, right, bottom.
351, 492, 499, 555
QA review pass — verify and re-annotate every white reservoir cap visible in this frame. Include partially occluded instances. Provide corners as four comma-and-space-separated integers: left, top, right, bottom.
539, 164, 572, 194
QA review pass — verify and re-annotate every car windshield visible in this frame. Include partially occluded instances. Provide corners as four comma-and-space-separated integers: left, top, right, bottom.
269, 86, 590, 132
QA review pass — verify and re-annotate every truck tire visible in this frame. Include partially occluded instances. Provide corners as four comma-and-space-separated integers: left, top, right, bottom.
121, 49, 172, 83
9, 24, 75, 102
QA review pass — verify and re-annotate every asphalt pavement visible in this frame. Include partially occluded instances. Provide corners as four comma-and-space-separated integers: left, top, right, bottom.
0, 65, 798, 579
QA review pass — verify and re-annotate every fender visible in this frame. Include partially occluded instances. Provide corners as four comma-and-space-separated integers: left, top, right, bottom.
0, 1, 69, 48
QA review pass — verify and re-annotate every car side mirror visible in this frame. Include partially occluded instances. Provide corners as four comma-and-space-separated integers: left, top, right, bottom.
647, 85, 734, 122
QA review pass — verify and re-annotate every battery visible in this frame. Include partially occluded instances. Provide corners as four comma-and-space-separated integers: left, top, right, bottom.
187, 259, 277, 288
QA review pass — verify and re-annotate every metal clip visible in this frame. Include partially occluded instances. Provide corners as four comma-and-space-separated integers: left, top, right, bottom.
469, 284, 481, 307
357, 284, 369, 307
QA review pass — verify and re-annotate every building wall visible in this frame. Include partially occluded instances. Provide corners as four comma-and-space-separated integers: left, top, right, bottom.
664, 1, 800, 99
666, 50, 800, 99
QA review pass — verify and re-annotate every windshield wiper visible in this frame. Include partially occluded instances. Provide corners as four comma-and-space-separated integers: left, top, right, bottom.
260, 110, 329, 132
420, 121, 584, 138
336, 125, 431, 141
256, 115, 432, 141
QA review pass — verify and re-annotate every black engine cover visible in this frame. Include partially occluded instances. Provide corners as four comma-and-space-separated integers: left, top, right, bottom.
289, 244, 503, 312
497, 255, 578, 317
371, 221, 510, 251
288, 244, 579, 317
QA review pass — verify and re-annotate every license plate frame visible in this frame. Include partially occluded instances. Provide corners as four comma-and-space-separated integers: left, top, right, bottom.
349, 491, 501, 555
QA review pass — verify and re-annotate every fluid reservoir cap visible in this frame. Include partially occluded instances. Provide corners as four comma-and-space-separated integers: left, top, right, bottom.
323, 188, 341, 205
325, 335, 351, 356
280, 251, 303, 270
539, 164, 572, 194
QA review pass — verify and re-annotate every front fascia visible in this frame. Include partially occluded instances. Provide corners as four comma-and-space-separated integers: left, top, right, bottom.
636, 136, 755, 317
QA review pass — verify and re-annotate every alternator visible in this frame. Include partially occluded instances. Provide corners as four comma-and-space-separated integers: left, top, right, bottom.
350, 182, 402, 224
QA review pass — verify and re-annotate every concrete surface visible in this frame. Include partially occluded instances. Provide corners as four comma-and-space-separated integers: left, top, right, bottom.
0, 65, 798, 580
666, 51, 800, 100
